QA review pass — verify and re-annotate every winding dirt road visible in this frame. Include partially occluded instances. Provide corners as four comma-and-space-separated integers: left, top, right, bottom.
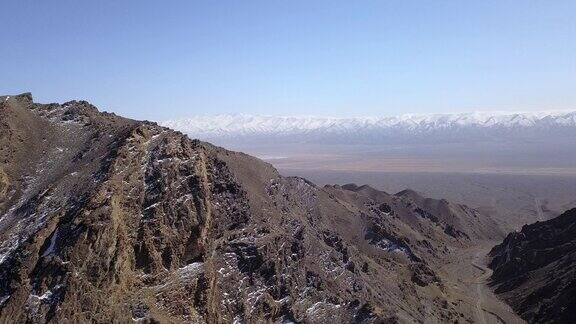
471, 251, 494, 324
444, 244, 525, 324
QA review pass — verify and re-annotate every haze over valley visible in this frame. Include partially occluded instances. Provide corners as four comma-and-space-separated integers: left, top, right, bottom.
165, 111, 576, 232
163, 111, 576, 176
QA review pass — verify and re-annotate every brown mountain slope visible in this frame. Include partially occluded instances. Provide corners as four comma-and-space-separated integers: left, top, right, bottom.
329, 184, 503, 242
488, 208, 576, 324
1, 94, 502, 323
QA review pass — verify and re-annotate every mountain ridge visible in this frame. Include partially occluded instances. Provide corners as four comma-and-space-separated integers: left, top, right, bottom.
0, 93, 514, 323
162, 111, 576, 139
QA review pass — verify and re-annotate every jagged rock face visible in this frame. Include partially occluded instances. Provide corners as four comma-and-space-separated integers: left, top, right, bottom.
1, 94, 482, 323
489, 208, 576, 324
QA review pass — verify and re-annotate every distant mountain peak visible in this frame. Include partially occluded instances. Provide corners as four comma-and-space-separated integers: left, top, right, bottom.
162, 110, 576, 143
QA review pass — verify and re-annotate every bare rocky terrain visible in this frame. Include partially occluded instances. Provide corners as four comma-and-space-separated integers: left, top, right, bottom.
282, 170, 576, 232
489, 208, 576, 323
0, 93, 526, 323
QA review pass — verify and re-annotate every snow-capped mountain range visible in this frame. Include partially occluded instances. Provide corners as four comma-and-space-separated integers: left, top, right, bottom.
161, 110, 576, 144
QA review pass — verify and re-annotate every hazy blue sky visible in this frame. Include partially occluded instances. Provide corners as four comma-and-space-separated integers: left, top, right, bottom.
1, 1, 575, 120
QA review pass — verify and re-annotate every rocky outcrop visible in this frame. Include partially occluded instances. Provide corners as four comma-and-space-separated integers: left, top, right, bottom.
0, 94, 493, 323
489, 208, 576, 323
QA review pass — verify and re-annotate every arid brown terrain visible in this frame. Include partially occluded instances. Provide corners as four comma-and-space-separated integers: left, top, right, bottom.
0, 93, 527, 323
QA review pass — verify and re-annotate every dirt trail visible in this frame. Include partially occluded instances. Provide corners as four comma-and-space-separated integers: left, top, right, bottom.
443, 243, 525, 324
471, 250, 494, 324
